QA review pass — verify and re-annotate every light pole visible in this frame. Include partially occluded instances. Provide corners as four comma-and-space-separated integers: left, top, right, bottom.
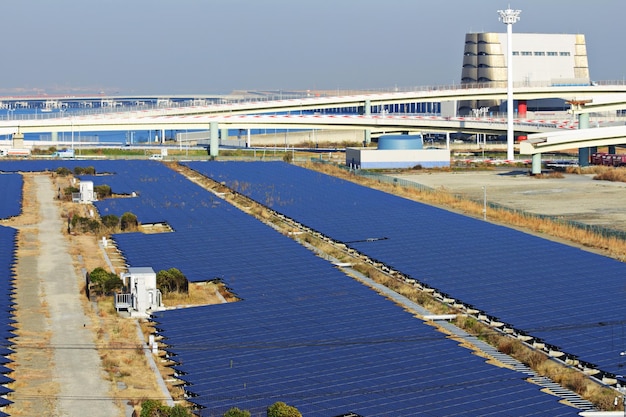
498, 6, 521, 161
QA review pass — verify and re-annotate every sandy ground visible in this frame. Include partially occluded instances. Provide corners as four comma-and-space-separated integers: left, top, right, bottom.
393, 169, 626, 232
9, 174, 120, 417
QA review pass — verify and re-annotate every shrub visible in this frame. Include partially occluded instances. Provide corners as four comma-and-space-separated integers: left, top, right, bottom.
139, 400, 191, 417
89, 267, 123, 296
282, 152, 294, 163
157, 268, 189, 294
63, 186, 79, 200
120, 212, 139, 231
71, 215, 101, 233
266, 401, 302, 417
94, 184, 112, 198
74, 166, 96, 175
224, 407, 251, 417
55, 166, 72, 176
101, 214, 119, 229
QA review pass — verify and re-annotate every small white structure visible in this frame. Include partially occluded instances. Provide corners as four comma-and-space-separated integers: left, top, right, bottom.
79, 181, 95, 203
346, 147, 451, 169
73, 181, 96, 203
115, 267, 164, 317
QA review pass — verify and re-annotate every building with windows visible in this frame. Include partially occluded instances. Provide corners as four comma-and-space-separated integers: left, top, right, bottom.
459, 33, 590, 115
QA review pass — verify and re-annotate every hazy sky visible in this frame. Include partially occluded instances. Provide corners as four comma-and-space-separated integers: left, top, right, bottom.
2, 0, 624, 95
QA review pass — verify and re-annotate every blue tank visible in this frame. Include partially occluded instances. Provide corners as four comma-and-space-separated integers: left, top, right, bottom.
377, 134, 423, 150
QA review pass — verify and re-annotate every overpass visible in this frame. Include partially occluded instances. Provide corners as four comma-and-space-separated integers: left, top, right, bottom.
1, 82, 625, 158
521, 125, 626, 174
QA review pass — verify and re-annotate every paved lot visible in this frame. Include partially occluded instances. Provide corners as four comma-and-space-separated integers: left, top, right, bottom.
394, 169, 626, 232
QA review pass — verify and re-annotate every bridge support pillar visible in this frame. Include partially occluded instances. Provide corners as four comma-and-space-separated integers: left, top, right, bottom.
578, 113, 590, 167
210, 122, 219, 157
364, 99, 371, 145
531, 153, 542, 175
220, 128, 228, 142
51, 131, 58, 142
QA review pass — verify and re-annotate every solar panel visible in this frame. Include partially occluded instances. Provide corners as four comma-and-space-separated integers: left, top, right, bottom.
0, 160, 585, 415
185, 161, 626, 382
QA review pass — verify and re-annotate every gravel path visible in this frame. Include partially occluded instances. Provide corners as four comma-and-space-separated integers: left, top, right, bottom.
11, 175, 120, 416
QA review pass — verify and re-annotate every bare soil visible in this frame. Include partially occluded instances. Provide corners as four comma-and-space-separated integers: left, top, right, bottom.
394, 169, 626, 231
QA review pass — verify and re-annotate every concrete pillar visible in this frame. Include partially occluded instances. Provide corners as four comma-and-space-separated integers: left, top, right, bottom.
518, 100, 527, 118
210, 122, 219, 157
161, 129, 165, 144
247, 129, 251, 148
531, 153, 542, 175
578, 113, 590, 167
220, 128, 228, 142
12, 132, 25, 149
363, 99, 371, 145
51, 131, 58, 142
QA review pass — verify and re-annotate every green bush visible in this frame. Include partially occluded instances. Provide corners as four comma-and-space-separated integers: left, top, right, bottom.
266, 401, 302, 417
74, 166, 96, 175
101, 214, 119, 229
89, 267, 123, 296
55, 166, 72, 177
223, 407, 251, 417
70, 215, 100, 233
157, 268, 189, 294
140, 400, 191, 417
120, 212, 139, 231
94, 184, 112, 198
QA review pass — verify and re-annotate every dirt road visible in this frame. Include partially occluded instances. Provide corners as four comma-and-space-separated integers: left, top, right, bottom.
10, 174, 120, 416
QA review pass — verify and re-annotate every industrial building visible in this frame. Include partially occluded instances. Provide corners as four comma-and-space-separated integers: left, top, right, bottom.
345, 134, 450, 169
459, 32, 590, 115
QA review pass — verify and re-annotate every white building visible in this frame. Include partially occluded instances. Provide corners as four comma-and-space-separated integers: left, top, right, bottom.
460, 32, 590, 114
115, 267, 164, 317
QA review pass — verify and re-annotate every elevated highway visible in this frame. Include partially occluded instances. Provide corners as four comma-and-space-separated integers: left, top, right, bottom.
1, 82, 625, 160
0, 113, 573, 139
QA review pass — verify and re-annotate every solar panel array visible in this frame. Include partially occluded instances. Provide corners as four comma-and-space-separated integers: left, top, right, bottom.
0, 175, 22, 220
0, 225, 18, 411
186, 161, 626, 381
0, 160, 584, 416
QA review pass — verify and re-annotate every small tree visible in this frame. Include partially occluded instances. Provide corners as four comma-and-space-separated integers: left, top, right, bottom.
140, 400, 191, 417
120, 211, 139, 231
157, 268, 189, 294
55, 166, 72, 177
101, 214, 119, 229
89, 267, 123, 296
224, 407, 251, 417
94, 184, 112, 198
267, 402, 302, 417
74, 166, 96, 175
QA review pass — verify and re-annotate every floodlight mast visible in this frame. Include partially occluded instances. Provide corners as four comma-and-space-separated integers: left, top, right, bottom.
498, 7, 521, 161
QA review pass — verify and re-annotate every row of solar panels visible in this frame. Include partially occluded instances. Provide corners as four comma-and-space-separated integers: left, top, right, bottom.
0, 160, 583, 416
0, 173, 23, 414
184, 160, 626, 383
0, 226, 19, 413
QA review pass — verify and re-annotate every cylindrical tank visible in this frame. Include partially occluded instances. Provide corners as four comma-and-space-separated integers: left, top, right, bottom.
377, 134, 423, 150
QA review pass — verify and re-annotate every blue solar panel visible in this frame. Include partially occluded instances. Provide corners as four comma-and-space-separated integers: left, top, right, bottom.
185, 161, 626, 382
0, 174, 23, 219
0, 160, 585, 415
